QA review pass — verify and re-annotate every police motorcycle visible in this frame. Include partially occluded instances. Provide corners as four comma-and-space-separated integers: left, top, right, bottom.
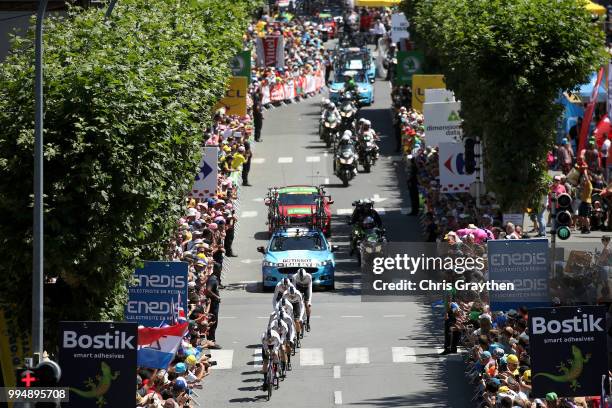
349, 216, 387, 266
334, 132, 358, 187
356, 128, 378, 173
321, 108, 340, 148
338, 91, 358, 134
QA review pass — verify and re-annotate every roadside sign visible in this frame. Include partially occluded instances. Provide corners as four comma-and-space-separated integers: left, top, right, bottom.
395, 51, 423, 86
412, 74, 445, 111
230, 51, 252, 83
125, 261, 189, 327
214, 76, 248, 116
423, 101, 462, 146
191, 146, 219, 198
529, 305, 607, 398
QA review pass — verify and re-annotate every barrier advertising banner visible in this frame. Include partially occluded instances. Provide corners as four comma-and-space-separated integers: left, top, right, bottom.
529, 305, 607, 398
395, 51, 423, 86
125, 261, 189, 327
423, 101, 462, 147
487, 238, 550, 311
191, 146, 219, 199
59, 321, 137, 408
214, 76, 248, 116
412, 74, 445, 111
438, 142, 476, 193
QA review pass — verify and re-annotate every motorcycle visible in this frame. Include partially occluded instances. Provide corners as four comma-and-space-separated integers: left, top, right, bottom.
350, 226, 387, 266
321, 111, 339, 148
338, 93, 357, 133
334, 143, 357, 187
357, 132, 378, 173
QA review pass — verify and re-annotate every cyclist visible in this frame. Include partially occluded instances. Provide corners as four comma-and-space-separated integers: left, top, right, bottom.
272, 277, 295, 307
282, 286, 305, 339
291, 268, 313, 332
261, 328, 282, 391
268, 314, 290, 373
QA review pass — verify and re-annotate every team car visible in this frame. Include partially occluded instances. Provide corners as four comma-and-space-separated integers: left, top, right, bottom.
335, 47, 376, 83
258, 227, 337, 290
328, 70, 374, 106
317, 12, 337, 39
265, 185, 333, 237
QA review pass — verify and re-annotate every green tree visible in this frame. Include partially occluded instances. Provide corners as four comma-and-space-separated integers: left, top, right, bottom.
0, 0, 256, 347
403, 0, 606, 210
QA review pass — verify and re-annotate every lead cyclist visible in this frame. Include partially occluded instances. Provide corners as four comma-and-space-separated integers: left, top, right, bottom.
291, 268, 313, 332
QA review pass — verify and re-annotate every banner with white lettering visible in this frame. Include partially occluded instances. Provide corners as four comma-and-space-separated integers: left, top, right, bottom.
487, 238, 550, 311
529, 305, 608, 398
59, 321, 137, 408
125, 261, 189, 327
256, 35, 284, 69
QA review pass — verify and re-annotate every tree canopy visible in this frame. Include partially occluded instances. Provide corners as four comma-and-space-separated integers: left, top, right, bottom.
403, 0, 607, 210
0, 0, 256, 346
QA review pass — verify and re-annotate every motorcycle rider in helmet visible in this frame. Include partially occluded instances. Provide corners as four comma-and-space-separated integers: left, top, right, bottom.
350, 198, 382, 228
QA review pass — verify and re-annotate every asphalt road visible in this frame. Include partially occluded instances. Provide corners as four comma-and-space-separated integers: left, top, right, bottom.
196, 79, 473, 407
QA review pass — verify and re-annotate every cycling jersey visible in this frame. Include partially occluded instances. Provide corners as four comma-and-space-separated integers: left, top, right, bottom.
268, 317, 289, 343
283, 291, 305, 321
273, 280, 295, 307
261, 330, 282, 357
291, 272, 313, 304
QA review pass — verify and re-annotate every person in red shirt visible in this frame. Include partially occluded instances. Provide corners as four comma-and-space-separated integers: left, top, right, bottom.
359, 9, 372, 34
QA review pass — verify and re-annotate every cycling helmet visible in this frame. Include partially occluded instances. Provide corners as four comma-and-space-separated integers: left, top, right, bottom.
266, 328, 272, 338
343, 130, 352, 138
362, 216, 375, 229
297, 268, 306, 278
329, 102, 336, 109
340, 134, 351, 143
289, 287, 296, 295
358, 118, 366, 124
279, 310, 285, 320
322, 98, 330, 105
364, 119, 371, 126
282, 277, 290, 287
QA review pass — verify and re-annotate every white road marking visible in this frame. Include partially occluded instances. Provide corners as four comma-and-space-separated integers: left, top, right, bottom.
306, 156, 321, 162
278, 157, 293, 163
340, 315, 363, 318
252, 158, 266, 164
324, 178, 330, 184
253, 350, 263, 369
323, 151, 329, 157
240, 259, 260, 264
400, 208, 409, 215
335, 259, 356, 264
371, 194, 388, 203
334, 391, 343, 405
300, 348, 324, 366
311, 315, 322, 319
383, 314, 406, 318
241, 211, 258, 218
392, 347, 417, 363
256, 316, 269, 319
252, 197, 264, 202
336, 209, 353, 215
333, 365, 341, 379
219, 316, 237, 319
210, 350, 233, 370
346, 347, 370, 364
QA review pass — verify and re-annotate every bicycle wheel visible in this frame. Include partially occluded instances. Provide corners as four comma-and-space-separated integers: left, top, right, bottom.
267, 369, 273, 400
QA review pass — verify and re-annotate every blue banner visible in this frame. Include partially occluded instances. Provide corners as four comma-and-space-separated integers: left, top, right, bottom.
487, 238, 550, 311
125, 261, 189, 327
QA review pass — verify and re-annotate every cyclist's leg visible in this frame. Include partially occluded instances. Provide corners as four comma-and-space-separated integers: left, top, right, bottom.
262, 346, 269, 388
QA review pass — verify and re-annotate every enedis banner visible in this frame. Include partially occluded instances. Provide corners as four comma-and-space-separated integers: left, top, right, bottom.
125, 261, 189, 327
59, 321, 138, 408
529, 306, 608, 398
214, 76, 248, 116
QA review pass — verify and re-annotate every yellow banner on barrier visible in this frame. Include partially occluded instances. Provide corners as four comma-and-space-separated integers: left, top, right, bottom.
214, 76, 248, 116
0, 308, 31, 407
411, 74, 446, 112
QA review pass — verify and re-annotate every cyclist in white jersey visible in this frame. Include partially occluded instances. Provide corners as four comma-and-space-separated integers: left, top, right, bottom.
261, 328, 281, 391
291, 268, 313, 331
273, 277, 295, 307
282, 287, 305, 338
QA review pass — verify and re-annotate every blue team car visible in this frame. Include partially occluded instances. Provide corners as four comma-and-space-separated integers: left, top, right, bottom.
257, 227, 337, 290
328, 70, 374, 106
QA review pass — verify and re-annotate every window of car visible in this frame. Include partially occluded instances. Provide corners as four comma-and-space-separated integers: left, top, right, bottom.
269, 235, 326, 252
